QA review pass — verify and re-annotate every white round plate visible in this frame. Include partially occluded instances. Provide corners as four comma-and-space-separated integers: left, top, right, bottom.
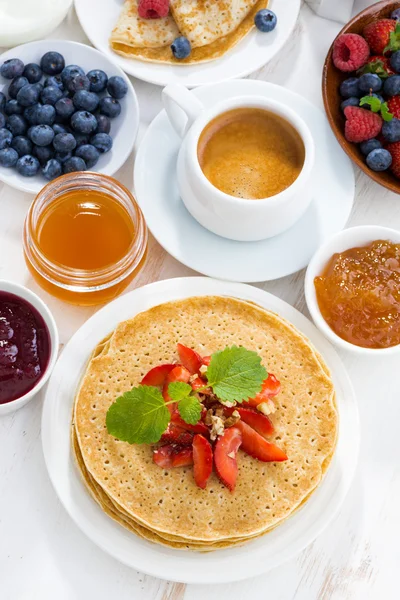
134, 80, 355, 282
0, 40, 139, 194
42, 277, 359, 584
74, 0, 300, 88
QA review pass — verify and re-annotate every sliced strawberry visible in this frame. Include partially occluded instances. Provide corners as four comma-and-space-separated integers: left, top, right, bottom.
162, 365, 191, 412
141, 363, 177, 386
235, 420, 287, 462
214, 427, 242, 492
171, 411, 209, 435
245, 373, 281, 407
153, 445, 174, 468
191, 376, 212, 395
192, 434, 213, 489
177, 343, 203, 374
171, 446, 193, 467
160, 423, 193, 446
202, 355, 211, 366
224, 406, 274, 437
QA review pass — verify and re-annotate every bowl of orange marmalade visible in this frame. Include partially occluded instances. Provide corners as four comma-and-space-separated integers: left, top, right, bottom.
305, 226, 400, 355
23, 172, 148, 306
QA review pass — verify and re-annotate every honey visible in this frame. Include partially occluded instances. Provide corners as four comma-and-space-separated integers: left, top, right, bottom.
24, 173, 148, 306
314, 240, 400, 349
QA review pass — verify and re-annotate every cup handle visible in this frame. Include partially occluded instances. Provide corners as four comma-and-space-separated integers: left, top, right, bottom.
162, 84, 204, 138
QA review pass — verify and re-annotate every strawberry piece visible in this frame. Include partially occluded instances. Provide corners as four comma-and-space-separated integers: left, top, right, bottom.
162, 365, 191, 412
141, 363, 177, 386
153, 444, 193, 468
202, 355, 211, 366
225, 406, 274, 437
153, 444, 174, 468
332, 33, 370, 72
214, 427, 242, 492
177, 343, 203, 374
386, 141, 400, 178
191, 376, 212, 395
138, 0, 169, 19
363, 55, 394, 76
344, 106, 382, 142
192, 434, 213, 489
160, 423, 193, 446
235, 420, 287, 462
171, 446, 193, 467
171, 410, 209, 435
363, 19, 396, 55
388, 96, 400, 118
245, 373, 281, 408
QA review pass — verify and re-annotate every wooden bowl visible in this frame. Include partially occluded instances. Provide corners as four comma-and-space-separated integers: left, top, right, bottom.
322, 0, 400, 194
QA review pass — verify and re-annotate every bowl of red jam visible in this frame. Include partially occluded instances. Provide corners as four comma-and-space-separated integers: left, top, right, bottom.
305, 226, 400, 355
0, 280, 58, 414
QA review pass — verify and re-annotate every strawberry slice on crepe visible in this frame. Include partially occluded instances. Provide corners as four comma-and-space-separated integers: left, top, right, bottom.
141, 363, 177, 386
225, 406, 274, 437
244, 373, 281, 408
193, 434, 213, 489
162, 365, 191, 412
177, 343, 204, 374
235, 420, 287, 462
214, 427, 242, 492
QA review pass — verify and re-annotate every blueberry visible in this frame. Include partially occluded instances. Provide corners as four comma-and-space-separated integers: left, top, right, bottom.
36, 104, 56, 126
17, 83, 40, 107
86, 69, 108, 93
73, 90, 99, 112
254, 9, 277, 32
0, 92, 5, 112
53, 132, 76, 153
6, 114, 27, 136
391, 8, 400, 20
16, 154, 40, 177
23, 63, 42, 84
99, 96, 121, 119
366, 148, 392, 171
28, 124, 54, 146
66, 74, 90, 94
32, 82, 44, 96
71, 110, 97, 134
0, 147, 18, 167
384, 75, 400, 96
361, 93, 385, 110
91, 132, 112, 153
54, 97, 75, 120
42, 158, 62, 181
54, 151, 72, 165
61, 65, 85, 86
358, 73, 382, 93
360, 139, 382, 156
107, 76, 128, 99
95, 113, 111, 134
0, 113, 5, 129
24, 103, 42, 125
8, 76, 29, 99
0, 128, 13, 149
41, 85, 63, 106
33, 145, 54, 166
340, 77, 361, 99
75, 144, 100, 168
382, 118, 400, 142
171, 36, 191, 60
11, 135, 32, 157
40, 52, 65, 76
341, 97, 360, 111
390, 51, 400, 74
73, 132, 90, 147
0, 59, 24, 80
63, 156, 86, 173
45, 75, 64, 91
52, 123, 69, 135
4, 99, 23, 116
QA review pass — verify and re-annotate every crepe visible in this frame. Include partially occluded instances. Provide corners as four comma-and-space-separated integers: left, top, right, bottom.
110, 0, 268, 64
110, 0, 179, 48
73, 296, 338, 547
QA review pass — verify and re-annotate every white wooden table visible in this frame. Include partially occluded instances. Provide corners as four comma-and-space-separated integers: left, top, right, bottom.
1, 2, 399, 598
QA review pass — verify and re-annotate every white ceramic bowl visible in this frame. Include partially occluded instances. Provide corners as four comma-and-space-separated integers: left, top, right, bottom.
305, 225, 400, 356
0, 280, 59, 415
0, 40, 139, 195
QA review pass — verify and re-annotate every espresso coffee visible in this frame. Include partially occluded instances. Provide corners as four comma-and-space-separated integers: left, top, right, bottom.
197, 108, 305, 199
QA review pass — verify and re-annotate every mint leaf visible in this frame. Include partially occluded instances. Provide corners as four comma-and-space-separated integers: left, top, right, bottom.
178, 394, 202, 425
167, 381, 192, 402
106, 385, 170, 444
381, 101, 394, 121
206, 346, 267, 404
360, 95, 381, 112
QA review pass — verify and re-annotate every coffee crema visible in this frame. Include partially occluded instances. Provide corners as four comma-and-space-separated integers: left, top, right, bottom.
197, 108, 305, 200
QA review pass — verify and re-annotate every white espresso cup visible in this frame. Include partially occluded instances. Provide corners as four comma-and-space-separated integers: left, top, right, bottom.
162, 84, 315, 242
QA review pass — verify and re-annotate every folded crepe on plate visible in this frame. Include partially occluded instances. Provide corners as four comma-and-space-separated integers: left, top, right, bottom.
110, 0, 268, 64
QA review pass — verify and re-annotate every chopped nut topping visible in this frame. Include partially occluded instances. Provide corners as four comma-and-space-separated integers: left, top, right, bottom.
227, 451, 235, 459
210, 415, 225, 441
223, 400, 236, 408
199, 364, 208, 374
224, 410, 240, 428
189, 374, 198, 383
204, 408, 213, 426
257, 399, 276, 416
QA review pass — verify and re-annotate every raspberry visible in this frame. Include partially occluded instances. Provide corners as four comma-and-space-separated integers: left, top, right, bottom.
388, 96, 400, 118
138, 0, 169, 19
386, 141, 400, 178
333, 34, 370, 72
363, 19, 396, 55
344, 106, 382, 142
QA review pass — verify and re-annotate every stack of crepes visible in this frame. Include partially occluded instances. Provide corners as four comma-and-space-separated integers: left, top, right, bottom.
110, 0, 269, 64
72, 297, 338, 551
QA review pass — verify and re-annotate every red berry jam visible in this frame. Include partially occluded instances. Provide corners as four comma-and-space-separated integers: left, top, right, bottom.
0, 291, 51, 404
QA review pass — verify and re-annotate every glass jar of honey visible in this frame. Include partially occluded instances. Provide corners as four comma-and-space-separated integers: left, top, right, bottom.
23, 173, 148, 306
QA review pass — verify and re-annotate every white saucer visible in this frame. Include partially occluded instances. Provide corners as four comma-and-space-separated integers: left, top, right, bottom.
74, 0, 300, 88
134, 80, 355, 282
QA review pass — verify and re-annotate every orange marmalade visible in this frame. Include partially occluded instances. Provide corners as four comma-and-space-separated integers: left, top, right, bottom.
24, 173, 147, 306
314, 240, 400, 349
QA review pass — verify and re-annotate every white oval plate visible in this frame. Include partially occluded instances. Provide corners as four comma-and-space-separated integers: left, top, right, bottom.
42, 277, 359, 584
0, 40, 139, 194
74, 0, 300, 88
134, 80, 355, 282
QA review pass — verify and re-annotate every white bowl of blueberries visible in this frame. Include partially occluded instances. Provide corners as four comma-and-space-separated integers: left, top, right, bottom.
0, 40, 139, 194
